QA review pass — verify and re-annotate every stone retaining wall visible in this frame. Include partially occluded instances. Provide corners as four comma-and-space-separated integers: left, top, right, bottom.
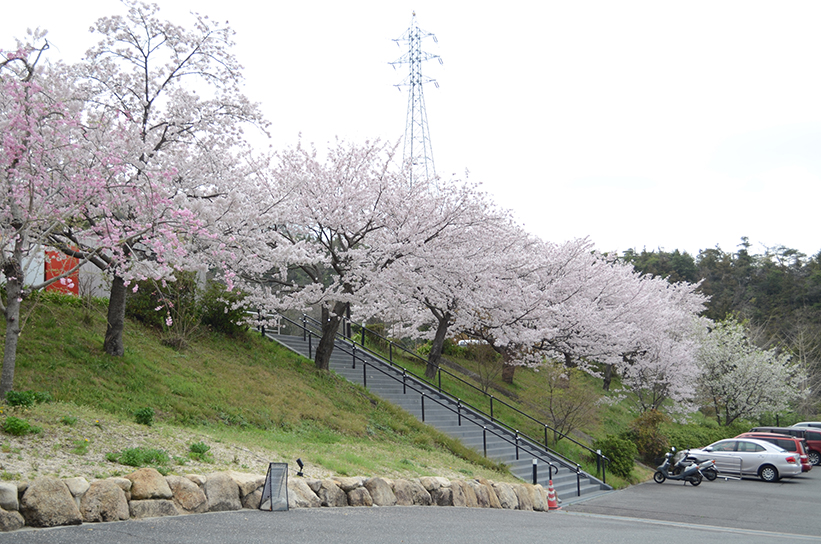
0, 468, 555, 532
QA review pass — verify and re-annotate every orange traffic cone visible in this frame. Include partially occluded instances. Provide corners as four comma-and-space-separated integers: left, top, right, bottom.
547, 480, 561, 511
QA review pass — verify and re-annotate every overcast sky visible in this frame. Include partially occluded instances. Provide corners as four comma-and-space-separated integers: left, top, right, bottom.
4, 0, 821, 257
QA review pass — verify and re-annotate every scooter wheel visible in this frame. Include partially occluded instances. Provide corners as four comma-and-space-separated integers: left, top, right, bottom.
653, 471, 666, 484
688, 473, 703, 486
703, 468, 717, 481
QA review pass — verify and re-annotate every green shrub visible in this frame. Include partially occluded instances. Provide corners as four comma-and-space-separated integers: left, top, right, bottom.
127, 271, 207, 350
2, 416, 42, 436
199, 281, 248, 337
189, 442, 210, 454
188, 441, 212, 462
662, 421, 744, 452
106, 447, 170, 468
623, 410, 670, 463
593, 434, 638, 478
6, 390, 53, 408
134, 407, 155, 427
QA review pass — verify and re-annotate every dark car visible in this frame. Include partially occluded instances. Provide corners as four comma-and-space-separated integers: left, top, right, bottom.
736, 432, 812, 472
750, 426, 821, 466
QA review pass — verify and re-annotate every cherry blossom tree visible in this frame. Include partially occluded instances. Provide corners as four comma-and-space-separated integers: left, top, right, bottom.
362, 183, 519, 378
0, 33, 118, 393
49, 1, 267, 355
224, 139, 416, 371
613, 278, 707, 414
695, 316, 806, 426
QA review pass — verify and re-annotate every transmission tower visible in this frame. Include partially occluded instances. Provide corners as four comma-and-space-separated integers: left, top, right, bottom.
390, 12, 442, 183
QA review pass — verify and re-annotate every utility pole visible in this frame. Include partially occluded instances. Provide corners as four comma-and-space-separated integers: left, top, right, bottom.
390, 12, 442, 183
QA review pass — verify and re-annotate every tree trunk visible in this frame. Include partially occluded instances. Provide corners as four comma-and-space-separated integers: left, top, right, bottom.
602, 363, 613, 391
314, 302, 346, 371
491, 344, 517, 384
425, 312, 451, 379
501, 361, 516, 384
104, 275, 127, 356
0, 270, 24, 396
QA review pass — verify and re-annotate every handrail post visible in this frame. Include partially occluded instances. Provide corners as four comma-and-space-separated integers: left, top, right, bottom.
421, 392, 425, 422
352, 343, 356, 369
402, 369, 406, 395
363, 361, 367, 388
389, 343, 393, 363
544, 425, 549, 450
490, 396, 494, 422
438, 369, 441, 391
483, 426, 487, 457
457, 399, 462, 426
515, 431, 519, 460
361, 323, 366, 347
532, 459, 538, 485
301, 315, 307, 341
576, 464, 582, 497
308, 333, 313, 359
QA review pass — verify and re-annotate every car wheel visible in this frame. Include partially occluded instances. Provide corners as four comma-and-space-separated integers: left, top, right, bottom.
809, 451, 821, 466
653, 471, 666, 484
759, 465, 779, 482
703, 468, 717, 481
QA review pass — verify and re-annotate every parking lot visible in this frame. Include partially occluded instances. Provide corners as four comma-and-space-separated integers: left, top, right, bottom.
564, 466, 821, 538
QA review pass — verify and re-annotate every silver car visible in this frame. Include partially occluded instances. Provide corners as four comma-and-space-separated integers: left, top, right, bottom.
690, 438, 802, 482
792, 422, 821, 429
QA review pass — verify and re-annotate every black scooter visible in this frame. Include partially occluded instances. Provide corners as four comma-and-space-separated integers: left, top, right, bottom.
653, 447, 703, 486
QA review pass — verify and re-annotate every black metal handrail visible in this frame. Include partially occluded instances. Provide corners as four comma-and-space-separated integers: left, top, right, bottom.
260, 311, 608, 485
338, 316, 609, 471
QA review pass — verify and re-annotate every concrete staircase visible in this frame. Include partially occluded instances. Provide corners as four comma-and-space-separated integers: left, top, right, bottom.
267, 333, 611, 504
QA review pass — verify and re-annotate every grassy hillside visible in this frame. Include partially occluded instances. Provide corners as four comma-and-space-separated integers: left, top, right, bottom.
0, 293, 513, 483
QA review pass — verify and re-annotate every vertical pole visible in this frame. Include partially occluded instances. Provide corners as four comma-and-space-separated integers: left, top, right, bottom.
483, 427, 487, 457
576, 465, 582, 497
515, 431, 519, 460
363, 361, 367, 388
532, 459, 538, 485
544, 425, 549, 450
490, 396, 494, 421
596, 449, 602, 481
352, 344, 356, 369
421, 393, 426, 422
402, 369, 407, 394
457, 399, 461, 426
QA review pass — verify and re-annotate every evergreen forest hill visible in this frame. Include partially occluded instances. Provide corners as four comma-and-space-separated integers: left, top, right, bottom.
623, 239, 821, 415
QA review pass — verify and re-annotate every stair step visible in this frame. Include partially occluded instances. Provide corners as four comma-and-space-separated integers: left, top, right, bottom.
267, 333, 611, 503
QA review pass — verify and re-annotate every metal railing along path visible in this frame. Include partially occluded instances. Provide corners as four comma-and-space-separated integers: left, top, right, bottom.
258, 312, 612, 501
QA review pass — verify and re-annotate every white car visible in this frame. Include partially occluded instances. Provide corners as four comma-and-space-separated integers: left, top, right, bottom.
792, 422, 821, 429
689, 438, 802, 482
